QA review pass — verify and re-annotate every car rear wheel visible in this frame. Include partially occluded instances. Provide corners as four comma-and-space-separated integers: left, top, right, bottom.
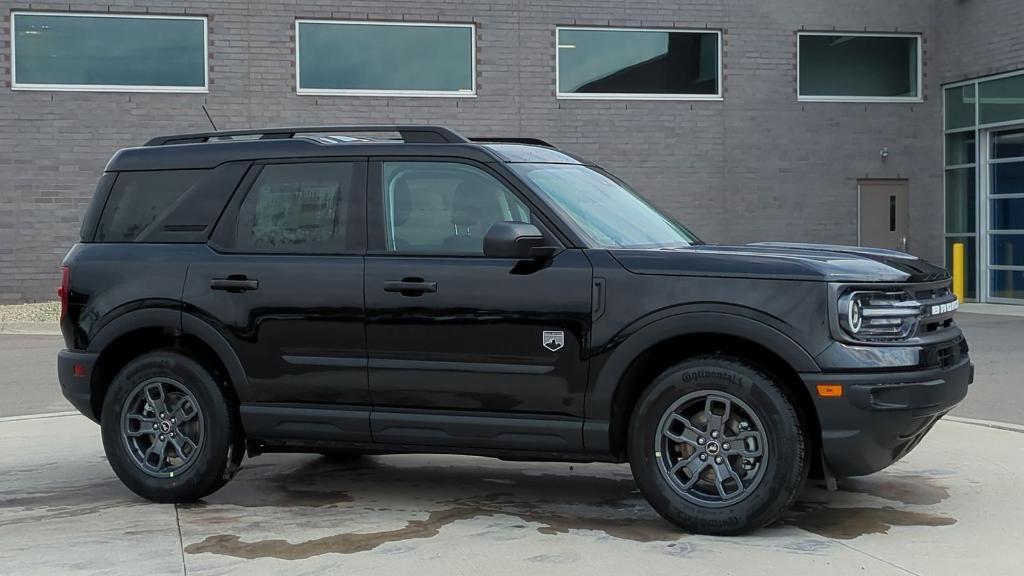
101, 350, 244, 502
628, 355, 808, 535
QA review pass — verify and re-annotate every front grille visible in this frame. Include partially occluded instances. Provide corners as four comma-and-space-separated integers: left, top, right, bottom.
907, 282, 959, 340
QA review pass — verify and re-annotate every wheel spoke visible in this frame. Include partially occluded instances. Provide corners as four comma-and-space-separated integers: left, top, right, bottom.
704, 395, 731, 433
710, 459, 745, 498
171, 397, 199, 424
143, 437, 169, 471
125, 414, 158, 438
671, 456, 707, 490
723, 430, 764, 458
663, 413, 703, 448
144, 382, 168, 417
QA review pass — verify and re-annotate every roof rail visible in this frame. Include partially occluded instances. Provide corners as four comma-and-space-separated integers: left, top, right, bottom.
469, 137, 553, 147
144, 125, 469, 146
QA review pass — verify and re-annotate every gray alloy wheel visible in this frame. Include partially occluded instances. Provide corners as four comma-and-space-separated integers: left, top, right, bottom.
655, 390, 769, 507
120, 377, 205, 478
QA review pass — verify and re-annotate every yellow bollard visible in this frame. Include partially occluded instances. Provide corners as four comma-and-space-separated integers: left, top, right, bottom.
952, 242, 965, 302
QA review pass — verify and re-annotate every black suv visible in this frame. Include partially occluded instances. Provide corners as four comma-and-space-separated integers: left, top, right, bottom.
57, 125, 972, 535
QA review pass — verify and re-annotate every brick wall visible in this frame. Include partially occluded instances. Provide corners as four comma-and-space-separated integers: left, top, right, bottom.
938, 0, 1024, 83
0, 0, 945, 302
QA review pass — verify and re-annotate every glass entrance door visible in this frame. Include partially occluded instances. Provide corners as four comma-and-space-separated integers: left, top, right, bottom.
986, 127, 1024, 301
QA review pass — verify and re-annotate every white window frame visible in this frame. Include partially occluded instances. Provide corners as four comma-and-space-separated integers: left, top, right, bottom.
10, 11, 209, 93
797, 31, 923, 103
555, 26, 723, 101
295, 19, 477, 98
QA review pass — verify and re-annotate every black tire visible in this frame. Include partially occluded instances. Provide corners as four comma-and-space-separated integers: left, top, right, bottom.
628, 355, 808, 535
100, 350, 244, 503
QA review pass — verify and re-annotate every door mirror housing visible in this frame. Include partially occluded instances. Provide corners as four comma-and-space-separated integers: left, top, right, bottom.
483, 222, 557, 259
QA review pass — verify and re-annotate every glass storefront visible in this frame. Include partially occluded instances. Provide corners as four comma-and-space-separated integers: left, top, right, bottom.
945, 72, 1024, 303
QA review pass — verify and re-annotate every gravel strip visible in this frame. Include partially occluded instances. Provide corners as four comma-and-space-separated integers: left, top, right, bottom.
0, 301, 60, 323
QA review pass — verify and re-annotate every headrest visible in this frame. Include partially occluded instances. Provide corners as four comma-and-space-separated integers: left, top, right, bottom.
450, 180, 501, 227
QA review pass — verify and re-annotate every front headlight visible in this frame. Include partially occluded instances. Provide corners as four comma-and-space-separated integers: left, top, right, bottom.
837, 290, 921, 341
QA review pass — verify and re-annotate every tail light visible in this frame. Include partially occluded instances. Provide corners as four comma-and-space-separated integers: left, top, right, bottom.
57, 266, 70, 322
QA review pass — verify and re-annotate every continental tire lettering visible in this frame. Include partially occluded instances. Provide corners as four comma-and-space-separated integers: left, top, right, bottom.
680, 369, 746, 386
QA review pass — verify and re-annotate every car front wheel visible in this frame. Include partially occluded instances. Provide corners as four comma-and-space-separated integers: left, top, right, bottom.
628, 355, 809, 535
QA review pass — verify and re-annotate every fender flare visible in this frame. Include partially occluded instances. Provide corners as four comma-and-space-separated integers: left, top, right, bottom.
87, 308, 253, 402
583, 310, 820, 454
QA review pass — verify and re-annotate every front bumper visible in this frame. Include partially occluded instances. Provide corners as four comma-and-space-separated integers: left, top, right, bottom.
57, 349, 100, 422
802, 358, 973, 477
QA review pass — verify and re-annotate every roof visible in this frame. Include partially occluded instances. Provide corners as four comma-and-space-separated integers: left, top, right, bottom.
105, 125, 586, 171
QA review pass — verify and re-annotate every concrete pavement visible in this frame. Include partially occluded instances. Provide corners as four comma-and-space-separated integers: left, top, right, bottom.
1, 413, 1021, 575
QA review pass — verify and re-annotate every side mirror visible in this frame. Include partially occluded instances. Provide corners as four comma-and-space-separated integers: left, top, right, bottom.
483, 222, 557, 259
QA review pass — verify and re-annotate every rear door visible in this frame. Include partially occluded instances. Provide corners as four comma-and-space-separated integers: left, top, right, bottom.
859, 179, 909, 251
183, 159, 368, 419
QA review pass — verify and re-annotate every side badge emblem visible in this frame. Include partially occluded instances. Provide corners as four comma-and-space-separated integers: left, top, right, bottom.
542, 330, 565, 352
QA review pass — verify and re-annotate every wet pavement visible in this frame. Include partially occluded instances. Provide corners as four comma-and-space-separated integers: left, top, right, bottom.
1, 414, 1019, 575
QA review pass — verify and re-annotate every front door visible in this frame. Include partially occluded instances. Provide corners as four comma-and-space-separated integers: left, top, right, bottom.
859, 179, 909, 251
364, 159, 593, 451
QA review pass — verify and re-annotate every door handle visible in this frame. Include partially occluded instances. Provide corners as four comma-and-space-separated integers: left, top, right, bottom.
384, 279, 437, 296
210, 277, 259, 292
901, 236, 908, 252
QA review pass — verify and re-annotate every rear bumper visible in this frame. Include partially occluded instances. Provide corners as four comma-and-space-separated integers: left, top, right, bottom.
802, 358, 973, 477
57, 349, 100, 423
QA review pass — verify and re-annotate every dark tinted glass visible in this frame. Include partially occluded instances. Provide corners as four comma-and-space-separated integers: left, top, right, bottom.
991, 197, 1024, 231
235, 163, 358, 253
297, 22, 473, 93
992, 235, 1024, 267
799, 35, 918, 98
945, 167, 976, 234
945, 132, 976, 166
979, 74, 1024, 125
557, 29, 718, 96
993, 129, 1024, 159
992, 162, 1024, 196
990, 270, 1024, 300
13, 13, 205, 88
945, 84, 976, 130
96, 170, 208, 242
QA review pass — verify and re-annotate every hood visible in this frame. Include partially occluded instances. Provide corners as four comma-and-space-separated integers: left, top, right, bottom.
610, 242, 950, 283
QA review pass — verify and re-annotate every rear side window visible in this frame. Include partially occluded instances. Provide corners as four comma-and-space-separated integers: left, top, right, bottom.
232, 162, 361, 253
96, 170, 208, 242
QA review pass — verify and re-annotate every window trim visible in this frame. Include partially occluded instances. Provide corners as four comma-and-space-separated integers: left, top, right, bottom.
796, 31, 923, 103
10, 11, 209, 93
554, 26, 723, 101
294, 19, 477, 98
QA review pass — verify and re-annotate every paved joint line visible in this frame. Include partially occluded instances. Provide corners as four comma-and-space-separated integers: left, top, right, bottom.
0, 411, 78, 423
833, 539, 924, 576
175, 504, 188, 576
945, 415, 1024, 434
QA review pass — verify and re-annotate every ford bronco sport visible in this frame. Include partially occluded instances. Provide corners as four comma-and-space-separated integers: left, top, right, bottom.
57, 125, 972, 535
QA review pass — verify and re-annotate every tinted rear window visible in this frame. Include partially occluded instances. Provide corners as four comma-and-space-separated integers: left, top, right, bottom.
96, 170, 208, 242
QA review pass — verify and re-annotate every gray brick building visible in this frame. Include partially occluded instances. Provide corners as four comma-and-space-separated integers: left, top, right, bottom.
2, 0, 1023, 303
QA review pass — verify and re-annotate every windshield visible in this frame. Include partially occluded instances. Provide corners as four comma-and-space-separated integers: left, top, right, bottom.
510, 163, 700, 249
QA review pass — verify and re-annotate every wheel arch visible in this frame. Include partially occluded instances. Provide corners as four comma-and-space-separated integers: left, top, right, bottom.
86, 309, 251, 421
584, 312, 822, 459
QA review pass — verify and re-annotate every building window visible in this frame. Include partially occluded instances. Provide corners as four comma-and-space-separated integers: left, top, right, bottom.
295, 20, 475, 97
11, 12, 207, 92
944, 71, 1024, 303
555, 27, 721, 100
797, 33, 921, 102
